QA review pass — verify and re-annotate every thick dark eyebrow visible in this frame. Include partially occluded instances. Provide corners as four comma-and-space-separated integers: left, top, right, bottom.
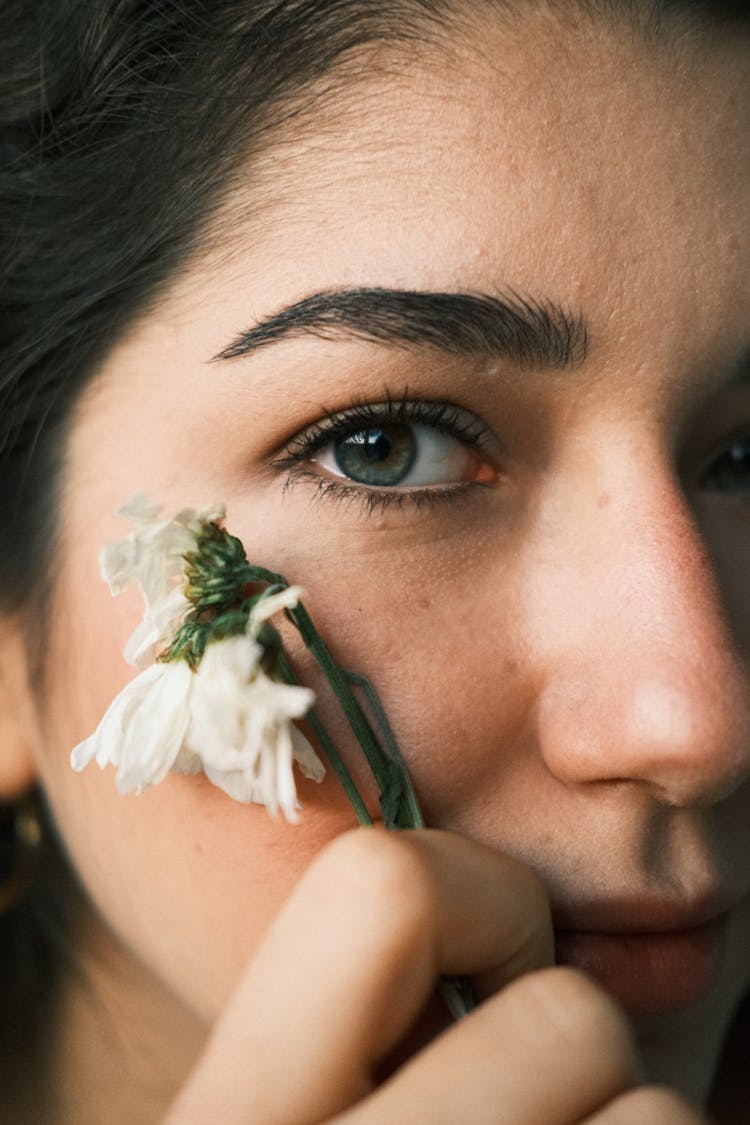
213, 288, 589, 369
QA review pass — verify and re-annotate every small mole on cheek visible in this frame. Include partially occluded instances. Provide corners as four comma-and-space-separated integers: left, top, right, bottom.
597, 492, 610, 509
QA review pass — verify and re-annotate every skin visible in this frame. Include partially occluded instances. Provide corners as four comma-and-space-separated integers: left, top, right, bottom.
0, 7, 748, 1123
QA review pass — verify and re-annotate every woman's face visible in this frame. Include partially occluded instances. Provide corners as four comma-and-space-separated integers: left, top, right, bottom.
18, 8, 750, 1100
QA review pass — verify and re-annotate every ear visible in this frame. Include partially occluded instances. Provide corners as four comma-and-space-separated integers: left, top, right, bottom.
0, 616, 39, 799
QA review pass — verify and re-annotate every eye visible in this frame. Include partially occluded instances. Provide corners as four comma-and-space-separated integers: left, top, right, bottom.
703, 437, 750, 495
314, 420, 488, 488
274, 398, 498, 506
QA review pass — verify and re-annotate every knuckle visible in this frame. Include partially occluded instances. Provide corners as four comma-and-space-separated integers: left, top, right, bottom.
310, 827, 436, 933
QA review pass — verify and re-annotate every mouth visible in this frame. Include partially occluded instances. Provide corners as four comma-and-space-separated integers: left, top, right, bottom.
553, 900, 731, 1016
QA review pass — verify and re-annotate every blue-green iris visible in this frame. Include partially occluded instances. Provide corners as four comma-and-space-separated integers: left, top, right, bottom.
333, 424, 417, 486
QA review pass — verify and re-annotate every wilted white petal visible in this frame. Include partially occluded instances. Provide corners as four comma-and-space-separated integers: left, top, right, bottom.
201, 764, 258, 806
71, 680, 137, 773
201, 721, 298, 821
122, 616, 161, 670
185, 635, 321, 820
271, 722, 297, 821
248, 586, 304, 635
119, 493, 164, 527
100, 538, 138, 596
170, 745, 204, 775
115, 661, 193, 792
70, 662, 193, 795
134, 528, 193, 607
177, 504, 226, 534
71, 661, 171, 773
187, 635, 264, 762
291, 725, 326, 782
123, 585, 193, 668
253, 669, 314, 722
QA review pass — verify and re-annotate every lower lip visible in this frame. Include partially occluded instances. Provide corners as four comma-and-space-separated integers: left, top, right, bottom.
554, 917, 727, 1015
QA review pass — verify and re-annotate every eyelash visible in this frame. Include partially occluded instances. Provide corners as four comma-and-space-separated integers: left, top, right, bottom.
271, 395, 493, 515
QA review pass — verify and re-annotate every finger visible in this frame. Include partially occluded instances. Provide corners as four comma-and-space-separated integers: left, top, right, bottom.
335, 967, 641, 1125
163, 827, 554, 1125
582, 1085, 709, 1124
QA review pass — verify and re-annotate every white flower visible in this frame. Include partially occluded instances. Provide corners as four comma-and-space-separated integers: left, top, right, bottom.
101, 494, 225, 667
73, 498, 325, 818
71, 579, 325, 821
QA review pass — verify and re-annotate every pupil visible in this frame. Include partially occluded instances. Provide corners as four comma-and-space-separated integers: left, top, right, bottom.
334, 424, 416, 486
361, 431, 392, 464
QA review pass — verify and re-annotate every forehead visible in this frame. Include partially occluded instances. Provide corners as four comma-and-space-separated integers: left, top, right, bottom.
178, 11, 750, 368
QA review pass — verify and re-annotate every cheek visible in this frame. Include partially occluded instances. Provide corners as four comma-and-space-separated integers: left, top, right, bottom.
247, 513, 535, 834
49, 762, 353, 1019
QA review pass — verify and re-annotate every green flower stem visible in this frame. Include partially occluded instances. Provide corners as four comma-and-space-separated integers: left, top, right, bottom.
344, 671, 424, 830
439, 977, 476, 1020
275, 651, 373, 826
285, 601, 390, 779
305, 710, 375, 827
285, 600, 414, 829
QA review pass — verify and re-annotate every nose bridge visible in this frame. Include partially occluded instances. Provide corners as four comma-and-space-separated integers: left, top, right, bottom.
597, 470, 726, 663
533, 441, 750, 806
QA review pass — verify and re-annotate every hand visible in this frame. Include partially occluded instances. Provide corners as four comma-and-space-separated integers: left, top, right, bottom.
162, 828, 708, 1124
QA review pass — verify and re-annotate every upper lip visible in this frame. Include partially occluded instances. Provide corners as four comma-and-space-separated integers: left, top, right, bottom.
551, 889, 740, 935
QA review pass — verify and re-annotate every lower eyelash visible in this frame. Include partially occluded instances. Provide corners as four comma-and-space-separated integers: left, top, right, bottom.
281, 466, 476, 516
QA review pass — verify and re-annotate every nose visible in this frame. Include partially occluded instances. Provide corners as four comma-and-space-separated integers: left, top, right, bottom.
531, 449, 750, 807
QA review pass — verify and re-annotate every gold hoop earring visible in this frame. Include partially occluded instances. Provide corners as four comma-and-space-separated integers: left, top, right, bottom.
0, 792, 43, 915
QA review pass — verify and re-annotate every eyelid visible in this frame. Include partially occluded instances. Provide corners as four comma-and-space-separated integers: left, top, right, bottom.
276, 397, 493, 465
700, 432, 750, 495
691, 416, 750, 477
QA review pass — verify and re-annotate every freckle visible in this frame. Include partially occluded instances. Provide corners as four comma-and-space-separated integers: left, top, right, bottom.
597, 492, 610, 509
417, 599, 431, 611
